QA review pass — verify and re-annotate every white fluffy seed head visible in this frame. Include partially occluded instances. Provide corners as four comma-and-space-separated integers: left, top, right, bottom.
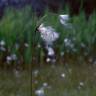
24, 43, 29, 47
0, 40, 5, 46
43, 82, 48, 87
59, 14, 73, 29
38, 23, 59, 46
6, 56, 12, 61
46, 58, 51, 63
59, 14, 69, 22
61, 73, 66, 78
79, 82, 84, 86
35, 88, 44, 96
47, 47, 55, 56
39, 23, 44, 29
38, 23, 46, 33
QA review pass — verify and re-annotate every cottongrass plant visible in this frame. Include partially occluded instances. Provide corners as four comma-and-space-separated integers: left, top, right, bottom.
35, 11, 96, 63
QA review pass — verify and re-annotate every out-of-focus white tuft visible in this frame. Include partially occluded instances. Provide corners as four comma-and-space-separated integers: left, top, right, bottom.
59, 14, 72, 28
47, 47, 55, 56
35, 88, 45, 96
46, 58, 51, 63
59, 15, 69, 23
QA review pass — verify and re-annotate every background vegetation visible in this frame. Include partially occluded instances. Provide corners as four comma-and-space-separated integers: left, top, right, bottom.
0, 5, 96, 96
0, 6, 96, 69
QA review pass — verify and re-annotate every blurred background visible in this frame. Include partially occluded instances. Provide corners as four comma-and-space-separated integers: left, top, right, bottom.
0, 0, 96, 96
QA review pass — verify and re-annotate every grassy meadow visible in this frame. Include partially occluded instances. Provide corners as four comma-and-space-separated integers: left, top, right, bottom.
0, 6, 96, 96
0, 6, 96, 67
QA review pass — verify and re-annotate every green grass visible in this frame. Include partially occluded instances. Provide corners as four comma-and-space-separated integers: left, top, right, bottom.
0, 6, 96, 65
0, 70, 31, 96
0, 6, 37, 67
0, 6, 96, 96
32, 62, 96, 96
